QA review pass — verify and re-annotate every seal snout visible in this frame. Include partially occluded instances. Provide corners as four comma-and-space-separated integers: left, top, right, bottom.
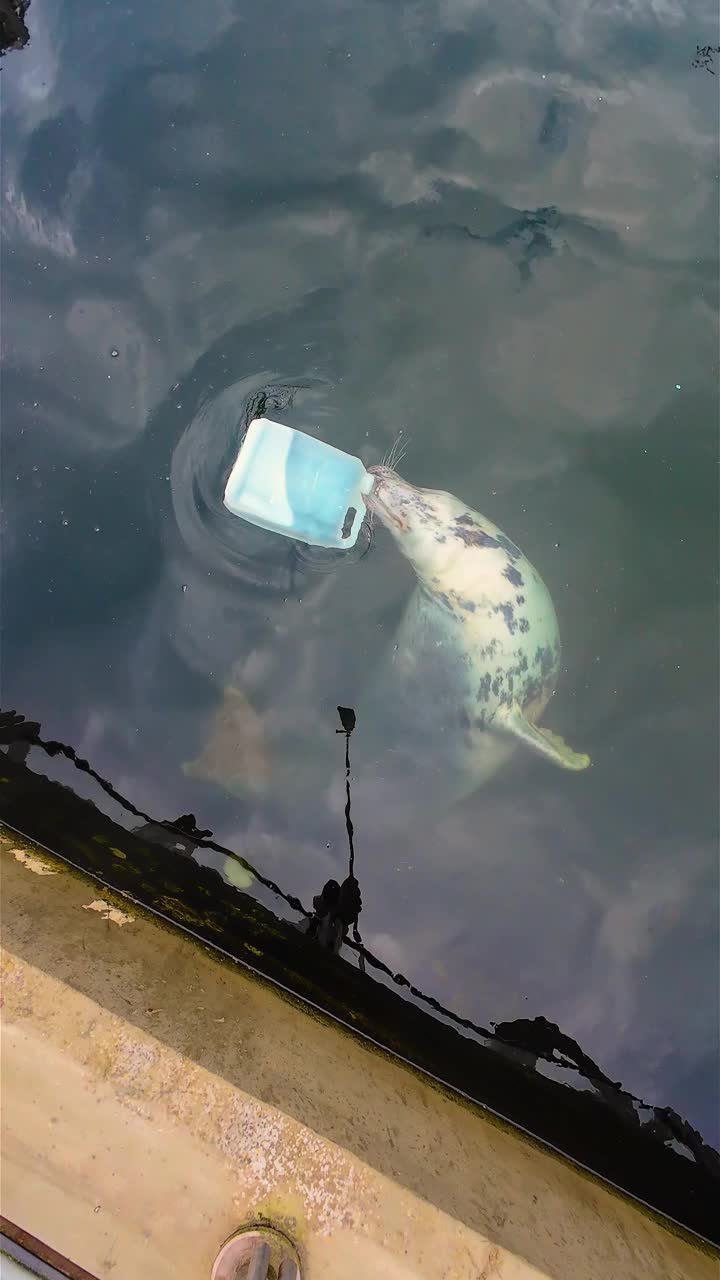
365, 464, 411, 531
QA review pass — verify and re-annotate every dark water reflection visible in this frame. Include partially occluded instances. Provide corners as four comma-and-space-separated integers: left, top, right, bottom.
2, 0, 718, 1147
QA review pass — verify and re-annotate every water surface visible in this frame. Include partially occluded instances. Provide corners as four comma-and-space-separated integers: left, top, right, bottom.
2, 0, 719, 1148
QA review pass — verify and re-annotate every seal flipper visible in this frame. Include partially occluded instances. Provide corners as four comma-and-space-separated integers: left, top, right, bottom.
182, 685, 272, 796
495, 704, 591, 771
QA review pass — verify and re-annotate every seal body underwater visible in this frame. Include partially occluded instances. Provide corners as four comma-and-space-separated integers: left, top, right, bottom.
358, 465, 590, 810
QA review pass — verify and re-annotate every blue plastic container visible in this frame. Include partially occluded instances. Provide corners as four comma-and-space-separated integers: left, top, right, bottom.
223, 417, 374, 549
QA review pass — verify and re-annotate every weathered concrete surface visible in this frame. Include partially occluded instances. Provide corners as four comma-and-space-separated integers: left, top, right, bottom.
1, 830, 716, 1280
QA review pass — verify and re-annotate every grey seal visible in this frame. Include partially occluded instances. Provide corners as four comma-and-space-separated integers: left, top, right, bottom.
360, 465, 590, 808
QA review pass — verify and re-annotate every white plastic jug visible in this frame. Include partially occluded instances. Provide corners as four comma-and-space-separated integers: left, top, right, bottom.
223, 417, 374, 549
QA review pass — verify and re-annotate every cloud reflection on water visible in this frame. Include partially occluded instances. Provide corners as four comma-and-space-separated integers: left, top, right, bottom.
2, 0, 717, 1143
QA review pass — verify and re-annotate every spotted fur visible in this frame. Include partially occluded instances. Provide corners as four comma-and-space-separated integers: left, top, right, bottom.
364, 465, 573, 795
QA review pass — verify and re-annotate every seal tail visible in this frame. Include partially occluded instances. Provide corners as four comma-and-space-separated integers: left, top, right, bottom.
495, 703, 591, 771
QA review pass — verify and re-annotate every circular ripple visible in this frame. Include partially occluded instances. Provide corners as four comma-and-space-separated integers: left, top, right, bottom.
170, 373, 373, 591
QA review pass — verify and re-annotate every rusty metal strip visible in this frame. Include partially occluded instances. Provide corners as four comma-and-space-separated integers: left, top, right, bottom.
0, 1218, 101, 1280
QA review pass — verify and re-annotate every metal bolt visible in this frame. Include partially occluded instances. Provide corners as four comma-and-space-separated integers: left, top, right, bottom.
211, 1225, 301, 1280
247, 1240, 271, 1280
